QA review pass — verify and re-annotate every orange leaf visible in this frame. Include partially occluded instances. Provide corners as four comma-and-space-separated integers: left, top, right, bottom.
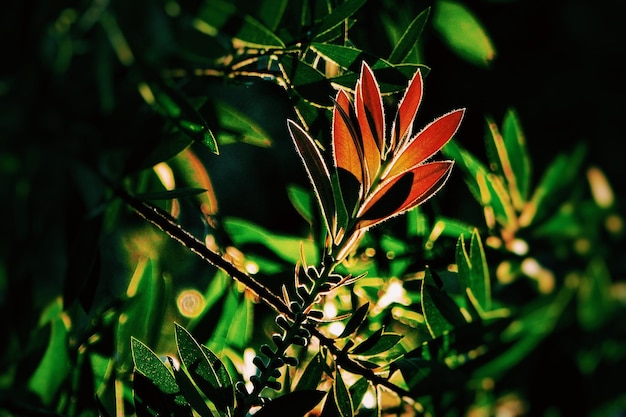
390, 69, 423, 153
332, 89, 363, 186
358, 161, 453, 230
387, 109, 464, 179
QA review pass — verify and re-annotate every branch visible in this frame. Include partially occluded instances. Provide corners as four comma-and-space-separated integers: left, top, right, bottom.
117, 188, 412, 399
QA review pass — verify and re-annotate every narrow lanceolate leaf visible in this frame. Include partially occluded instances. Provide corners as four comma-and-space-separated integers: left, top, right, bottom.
388, 8, 431, 64
333, 371, 354, 417
354, 74, 383, 190
312, 0, 367, 41
175, 324, 234, 413
357, 62, 385, 155
484, 115, 525, 211
358, 161, 453, 230
333, 89, 364, 201
387, 109, 464, 178
288, 120, 336, 238
502, 109, 531, 206
389, 68, 423, 154
469, 229, 490, 312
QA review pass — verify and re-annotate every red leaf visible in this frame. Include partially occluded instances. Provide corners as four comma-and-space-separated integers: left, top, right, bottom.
386, 109, 464, 179
355, 63, 383, 190
389, 69, 423, 154
288, 120, 336, 237
358, 161, 453, 230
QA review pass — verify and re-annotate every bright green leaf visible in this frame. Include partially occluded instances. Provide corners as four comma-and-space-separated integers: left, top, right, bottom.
350, 332, 403, 357
27, 299, 71, 405
433, 0, 496, 67
223, 217, 319, 265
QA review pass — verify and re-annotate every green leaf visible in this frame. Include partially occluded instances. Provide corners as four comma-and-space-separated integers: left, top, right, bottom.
339, 302, 370, 338
280, 55, 336, 106
483, 111, 530, 211
348, 378, 369, 412
522, 142, 587, 227
312, 0, 367, 41
131, 338, 186, 404
295, 352, 326, 391
214, 100, 273, 147
143, 78, 218, 154
443, 140, 516, 230
350, 332, 403, 357
331, 63, 428, 95
421, 267, 466, 338
223, 217, 319, 265
27, 299, 71, 405
253, 390, 326, 417
287, 184, 314, 225
502, 109, 531, 204
311, 43, 389, 74
333, 371, 353, 417
135, 188, 207, 201
468, 229, 490, 312
117, 258, 165, 367
256, 0, 288, 31
196, 0, 285, 48
457, 230, 491, 315
170, 359, 216, 417
388, 8, 430, 64
433, 0, 496, 67
175, 324, 234, 414
200, 345, 235, 406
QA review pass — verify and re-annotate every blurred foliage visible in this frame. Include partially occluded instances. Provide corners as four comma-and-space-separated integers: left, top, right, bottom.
1, 0, 625, 417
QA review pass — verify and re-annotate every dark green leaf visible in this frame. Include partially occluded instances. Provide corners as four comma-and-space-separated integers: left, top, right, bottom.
144, 78, 219, 154
522, 142, 587, 227
312, 0, 367, 41
295, 352, 326, 391
253, 390, 326, 417
433, 0, 496, 67
175, 324, 234, 414
131, 338, 185, 403
388, 8, 430, 64
421, 268, 466, 338
169, 359, 216, 417
330, 63, 427, 94
348, 378, 369, 412
196, 0, 285, 48
333, 371, 353, 417
280, 55, 336, 106
350, 331, 402, 356
339, 302, 369, 338
200, 345, 234, 407
256, 0, 288, 31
